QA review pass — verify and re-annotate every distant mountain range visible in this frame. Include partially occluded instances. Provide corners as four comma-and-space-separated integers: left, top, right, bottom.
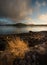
0, 23, 47, 26
0, 23, 27, 26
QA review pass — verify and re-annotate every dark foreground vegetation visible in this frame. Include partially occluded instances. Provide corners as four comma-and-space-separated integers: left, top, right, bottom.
0, 31, 47, 65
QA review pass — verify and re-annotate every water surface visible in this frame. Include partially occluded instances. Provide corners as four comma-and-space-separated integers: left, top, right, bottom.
0, 26, 47, 34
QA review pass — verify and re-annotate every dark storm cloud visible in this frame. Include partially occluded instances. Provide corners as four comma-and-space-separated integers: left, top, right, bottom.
0, 0, 47, 21
0, 0, 32, 20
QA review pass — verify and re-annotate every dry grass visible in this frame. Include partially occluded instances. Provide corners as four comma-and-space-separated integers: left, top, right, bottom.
7, 37, 29, 58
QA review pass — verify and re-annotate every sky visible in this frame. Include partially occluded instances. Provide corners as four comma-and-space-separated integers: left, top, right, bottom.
0, 0, 47, 24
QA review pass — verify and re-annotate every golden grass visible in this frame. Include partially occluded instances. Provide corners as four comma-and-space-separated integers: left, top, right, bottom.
7, 37, 29, 58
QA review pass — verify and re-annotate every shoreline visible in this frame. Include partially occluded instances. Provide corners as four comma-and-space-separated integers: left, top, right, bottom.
0, 31, 47, 65
0, 31, 47, 46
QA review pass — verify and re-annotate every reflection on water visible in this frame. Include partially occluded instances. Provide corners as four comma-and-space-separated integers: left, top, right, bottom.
0, 26, 47, 34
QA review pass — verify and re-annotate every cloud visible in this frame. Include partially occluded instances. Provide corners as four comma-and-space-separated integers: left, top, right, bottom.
42, 1, 46, 6
38, 14, 47, 21
0, 18, 14, 24
38, 14, 47, 24
33, 1, 46, 16
0, 0, 47, 23
35, 1, 46, 9
25, 13, 47, 25
24, 17, 35, 24
23, 13, 47, 25
0, 0, 32, 21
